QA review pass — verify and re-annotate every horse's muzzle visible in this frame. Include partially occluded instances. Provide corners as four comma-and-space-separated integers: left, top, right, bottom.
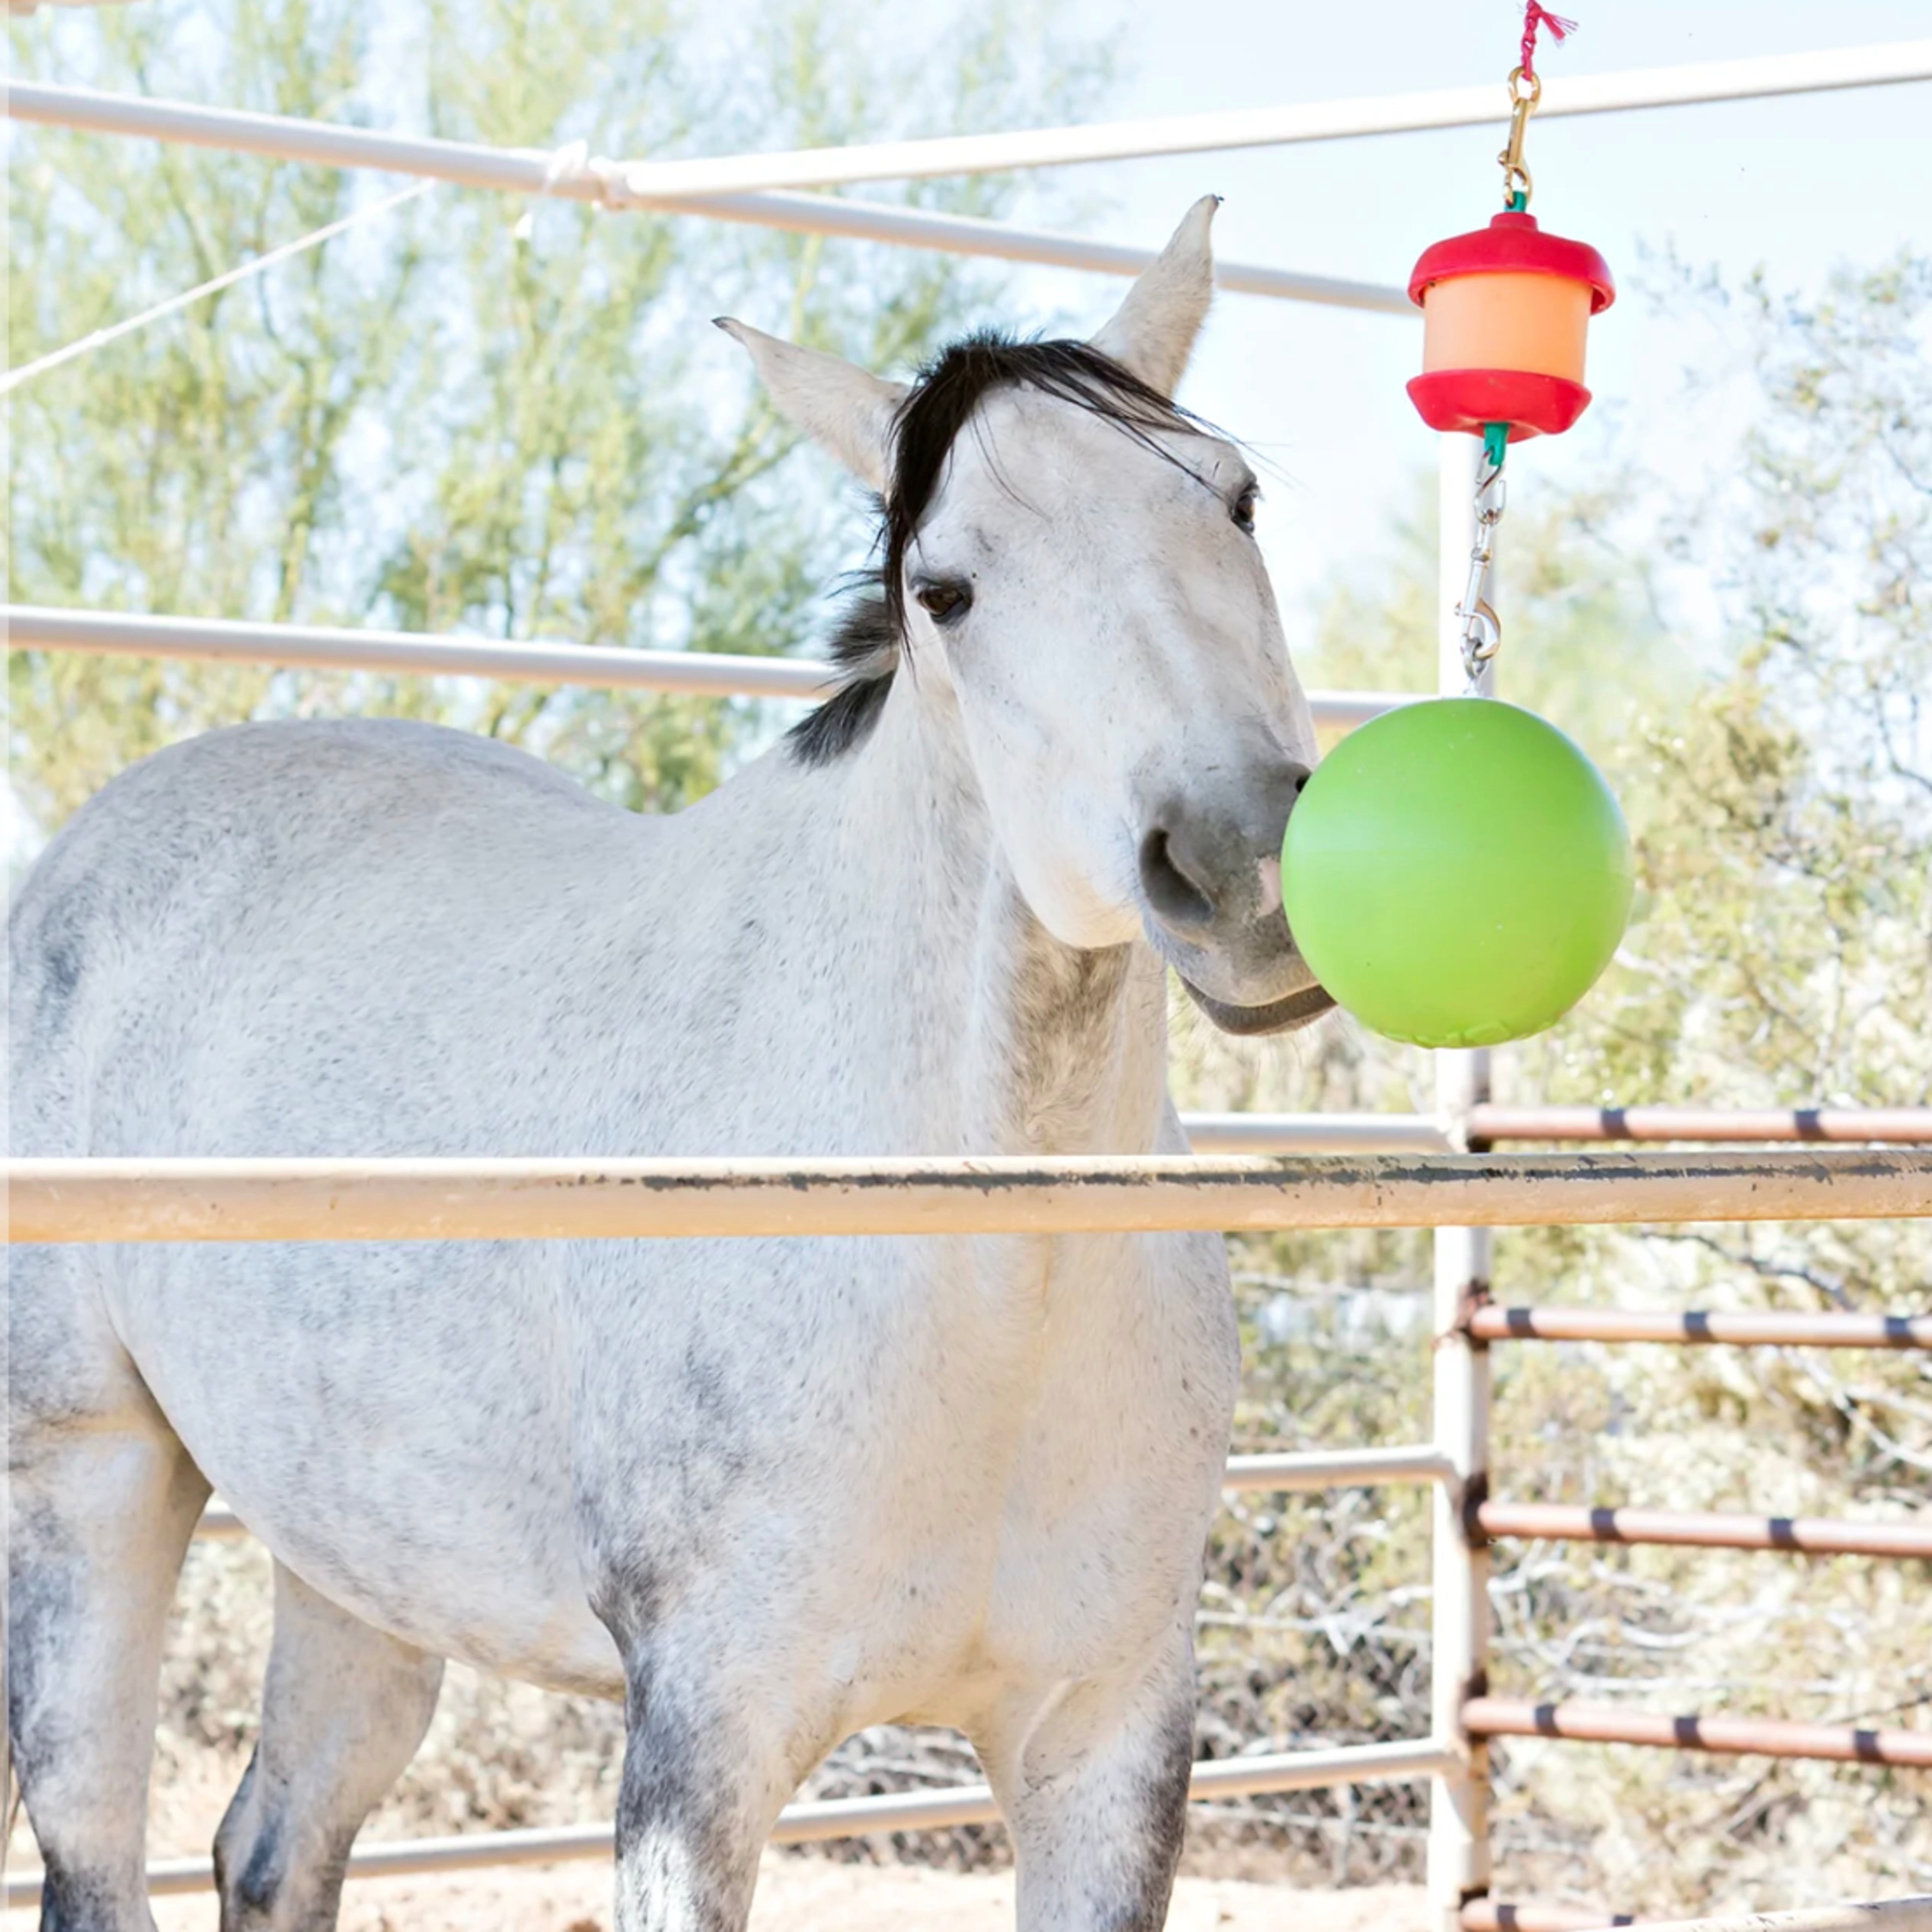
1136, 762, 1332, 1034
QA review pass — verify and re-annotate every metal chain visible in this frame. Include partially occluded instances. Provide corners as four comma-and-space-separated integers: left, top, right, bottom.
1462, 52, 1545, 680
1456, 453, 1507, 689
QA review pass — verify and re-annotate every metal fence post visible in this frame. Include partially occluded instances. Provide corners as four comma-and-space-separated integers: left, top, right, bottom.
1427, 430, 1495, 1931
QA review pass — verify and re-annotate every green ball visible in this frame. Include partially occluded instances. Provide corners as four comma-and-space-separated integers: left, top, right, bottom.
1282, 698, 1634, 1049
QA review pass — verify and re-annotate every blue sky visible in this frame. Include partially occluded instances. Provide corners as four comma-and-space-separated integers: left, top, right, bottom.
966, 1, 1930, 619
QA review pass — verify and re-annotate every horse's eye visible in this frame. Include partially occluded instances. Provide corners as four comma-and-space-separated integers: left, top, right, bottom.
1231, 484, 1259, 535
915, 579, 972, 625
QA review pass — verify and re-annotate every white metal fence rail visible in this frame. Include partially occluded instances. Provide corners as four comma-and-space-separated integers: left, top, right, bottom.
12, 43, 1932, 204
0, 82, 1413, 316
1429, 435, 1495, 1913
3, 1741, 1459, 1908
0, 605, 1413, 729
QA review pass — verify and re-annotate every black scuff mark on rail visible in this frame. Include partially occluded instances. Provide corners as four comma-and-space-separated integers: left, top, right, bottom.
574, 1152, 1919, 1185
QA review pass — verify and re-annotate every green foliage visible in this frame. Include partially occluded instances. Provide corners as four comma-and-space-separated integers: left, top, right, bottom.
7, 0, 1107, 826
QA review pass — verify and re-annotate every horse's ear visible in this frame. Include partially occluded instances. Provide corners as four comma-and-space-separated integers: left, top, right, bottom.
1090, 196, 1220, 397
715, 319, 908, 492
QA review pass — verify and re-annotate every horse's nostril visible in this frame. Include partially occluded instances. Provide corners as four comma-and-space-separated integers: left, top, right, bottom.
1293, 768, 1311, 797
1139, 826, 1217, 932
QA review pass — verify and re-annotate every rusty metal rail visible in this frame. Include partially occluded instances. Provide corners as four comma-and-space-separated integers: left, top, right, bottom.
1464, 1900, 1932, 1932
1466, 1106, 1932, 1145
1186, 1106, 1932, 1156
1473, 1502, 1932, 1562
1463, 1697, 1932, 1767
1469, 1306, 1932, 1349
1464, 1906, 1636, 1931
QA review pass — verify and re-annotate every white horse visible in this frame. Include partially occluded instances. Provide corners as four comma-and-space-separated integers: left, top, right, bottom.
8, 199, 1332, 1932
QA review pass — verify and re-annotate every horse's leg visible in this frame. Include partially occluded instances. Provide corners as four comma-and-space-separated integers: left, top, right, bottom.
981, 1638, 1199, 1932
606, 1635, 806, 1932
213, 1562, 442, 1932
7, 1413, 209, 1931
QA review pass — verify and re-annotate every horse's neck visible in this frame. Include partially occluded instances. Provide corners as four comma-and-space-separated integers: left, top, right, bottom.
825, 676, 1172, 1157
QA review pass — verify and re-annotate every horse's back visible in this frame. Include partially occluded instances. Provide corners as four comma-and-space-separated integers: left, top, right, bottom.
10, 717, 657, 1159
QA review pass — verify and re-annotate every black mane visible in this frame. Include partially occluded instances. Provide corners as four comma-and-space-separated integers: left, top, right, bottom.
788, 333, 1196, 768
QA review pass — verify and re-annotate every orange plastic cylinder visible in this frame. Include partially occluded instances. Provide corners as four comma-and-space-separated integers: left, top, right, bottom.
1421, 271, 1591, 384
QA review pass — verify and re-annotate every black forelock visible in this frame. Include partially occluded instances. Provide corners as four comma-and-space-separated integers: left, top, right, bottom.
879, 334, 1196, 637
788, 332, 1199, 768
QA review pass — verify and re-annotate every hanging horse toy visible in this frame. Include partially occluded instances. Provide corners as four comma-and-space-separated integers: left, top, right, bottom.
1283, 5, 1634, 1051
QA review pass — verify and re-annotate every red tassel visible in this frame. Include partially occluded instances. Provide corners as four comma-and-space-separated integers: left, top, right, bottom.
1520, 3, 1578, 80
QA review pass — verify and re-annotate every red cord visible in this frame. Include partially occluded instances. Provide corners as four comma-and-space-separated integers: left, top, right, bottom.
1519, 3, 1577, 80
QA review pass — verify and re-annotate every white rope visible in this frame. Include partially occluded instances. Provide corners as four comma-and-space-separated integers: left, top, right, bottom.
525, 137, 629, 206
2, 177, 436, 397
511, 139, 595, 238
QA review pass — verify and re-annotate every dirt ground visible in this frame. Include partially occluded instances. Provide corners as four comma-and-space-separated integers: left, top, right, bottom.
8, 1794, 1426, 1931
6, 1685, 1428, 1929
124, 1857, 1426, 1931
6, 1773, 1428, 1931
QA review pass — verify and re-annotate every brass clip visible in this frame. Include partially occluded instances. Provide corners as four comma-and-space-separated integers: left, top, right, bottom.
1498, 65, 1541, 208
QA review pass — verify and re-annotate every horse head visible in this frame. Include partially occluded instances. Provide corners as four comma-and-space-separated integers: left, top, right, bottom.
718, 198, 1333, 1036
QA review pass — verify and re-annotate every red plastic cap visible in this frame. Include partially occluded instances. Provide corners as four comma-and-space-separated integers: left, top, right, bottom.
1408, 212, 1615, 314
1406, 370, 1593, 442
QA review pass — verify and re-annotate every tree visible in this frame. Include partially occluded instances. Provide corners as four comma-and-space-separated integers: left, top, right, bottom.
7, 0, 1106, 825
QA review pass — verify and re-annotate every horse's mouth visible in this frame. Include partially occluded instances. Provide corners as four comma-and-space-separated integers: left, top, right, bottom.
1180, 976, 1336, 1037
